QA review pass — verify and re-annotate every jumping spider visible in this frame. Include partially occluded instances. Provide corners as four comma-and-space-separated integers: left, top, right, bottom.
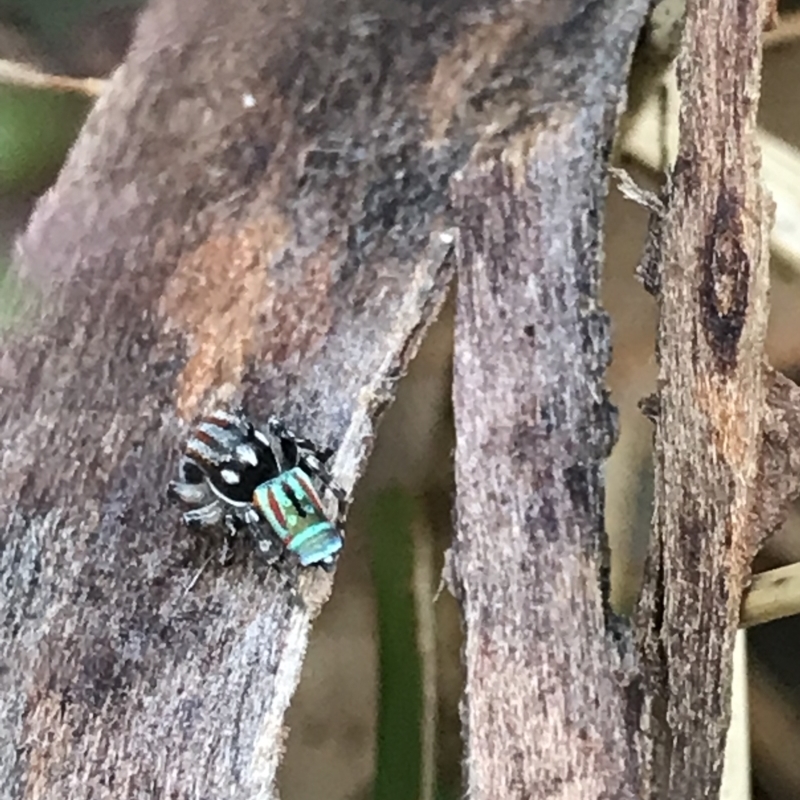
168, 409, 346, 570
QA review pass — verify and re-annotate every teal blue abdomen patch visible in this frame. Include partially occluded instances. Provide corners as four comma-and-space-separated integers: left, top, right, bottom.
253, 467, 344, 567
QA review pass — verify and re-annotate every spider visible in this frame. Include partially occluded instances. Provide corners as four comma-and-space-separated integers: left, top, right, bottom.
168, 409, 346, 570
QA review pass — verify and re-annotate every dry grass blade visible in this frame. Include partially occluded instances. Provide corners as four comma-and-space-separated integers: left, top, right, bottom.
0, 58, 107, 95
741, 561, 800, 627
764, 11, 800, 48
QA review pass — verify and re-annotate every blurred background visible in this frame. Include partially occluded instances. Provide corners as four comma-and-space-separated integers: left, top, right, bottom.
2, 1, 800, 798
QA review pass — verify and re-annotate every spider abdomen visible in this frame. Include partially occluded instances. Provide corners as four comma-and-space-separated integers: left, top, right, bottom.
253, 467, 344, 567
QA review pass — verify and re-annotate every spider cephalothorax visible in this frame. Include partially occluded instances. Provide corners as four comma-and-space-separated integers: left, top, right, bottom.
168, 409, 346, 570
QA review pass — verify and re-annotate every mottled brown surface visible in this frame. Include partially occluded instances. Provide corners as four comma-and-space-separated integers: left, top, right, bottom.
633, 1, 800, 798
0, 0, 654, 797
449, 0, 800, 798
0, 0, 475, 796
448, 2, 649, 797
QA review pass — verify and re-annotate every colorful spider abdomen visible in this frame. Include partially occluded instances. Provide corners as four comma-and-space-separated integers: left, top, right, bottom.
253, 467, 344, 567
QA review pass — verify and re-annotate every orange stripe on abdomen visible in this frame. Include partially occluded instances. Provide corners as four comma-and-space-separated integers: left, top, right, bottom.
268, 491, 287, 529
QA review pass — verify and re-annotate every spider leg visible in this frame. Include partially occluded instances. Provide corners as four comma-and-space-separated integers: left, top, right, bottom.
318, 554, 337, 573
267, 417, 334, 463
305, 444, 336, 464
323, 478, 348, 528
168, 479, 213, 506
223, 514, 241, 539
248, 520, 302, 600
333, 489, 347, 528
268, 417, 344, 500
182, 501, 224, 529
219, 504, 263, 537
252, 528, 285, 566
215, 505, 260, 544
296, 458, 348, 527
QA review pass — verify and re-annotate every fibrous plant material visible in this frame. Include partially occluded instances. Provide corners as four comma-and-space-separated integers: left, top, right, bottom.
0, 0, 650, 796
448, 2, 649, 797
634, 0, 800, 796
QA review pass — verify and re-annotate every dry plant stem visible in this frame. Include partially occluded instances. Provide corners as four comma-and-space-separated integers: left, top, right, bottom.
741, 561, 800, 628
0, 59, 107, 95
0, 0, 491, 795
450, 1, 649, 796
632, 0, 800, 796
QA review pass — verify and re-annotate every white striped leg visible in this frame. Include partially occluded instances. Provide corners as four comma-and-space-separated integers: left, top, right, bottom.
267, 417, 336, 464
168, 479, 213, 506
182, 501, 224, 529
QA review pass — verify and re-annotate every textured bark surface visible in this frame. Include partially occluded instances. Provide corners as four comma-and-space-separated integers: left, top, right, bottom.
448, 2, 649, 797
450, 0, 800, 798
0, 1, 658, 798
0, 1, 471, 797
4, 0, 798, 798
634, 0, 800, 798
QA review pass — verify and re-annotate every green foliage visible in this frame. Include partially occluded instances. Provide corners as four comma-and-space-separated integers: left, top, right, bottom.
0, 85, 88, 193
369, 488, 423, 800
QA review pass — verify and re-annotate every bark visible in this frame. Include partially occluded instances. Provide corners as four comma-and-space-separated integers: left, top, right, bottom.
450, 0, 800, 798
448, 3, 649, 798
634, 0, 800, 798
1, 1, 469, 797
4, 0, 797, 798
0, 0, 653, 797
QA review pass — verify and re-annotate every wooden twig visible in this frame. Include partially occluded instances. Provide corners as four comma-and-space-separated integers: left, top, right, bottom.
720, 632, 751, 800
741, 561, 800, 627
0, 58, 107, 95
449, 1, 650, 797
632, 0, 799, 797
